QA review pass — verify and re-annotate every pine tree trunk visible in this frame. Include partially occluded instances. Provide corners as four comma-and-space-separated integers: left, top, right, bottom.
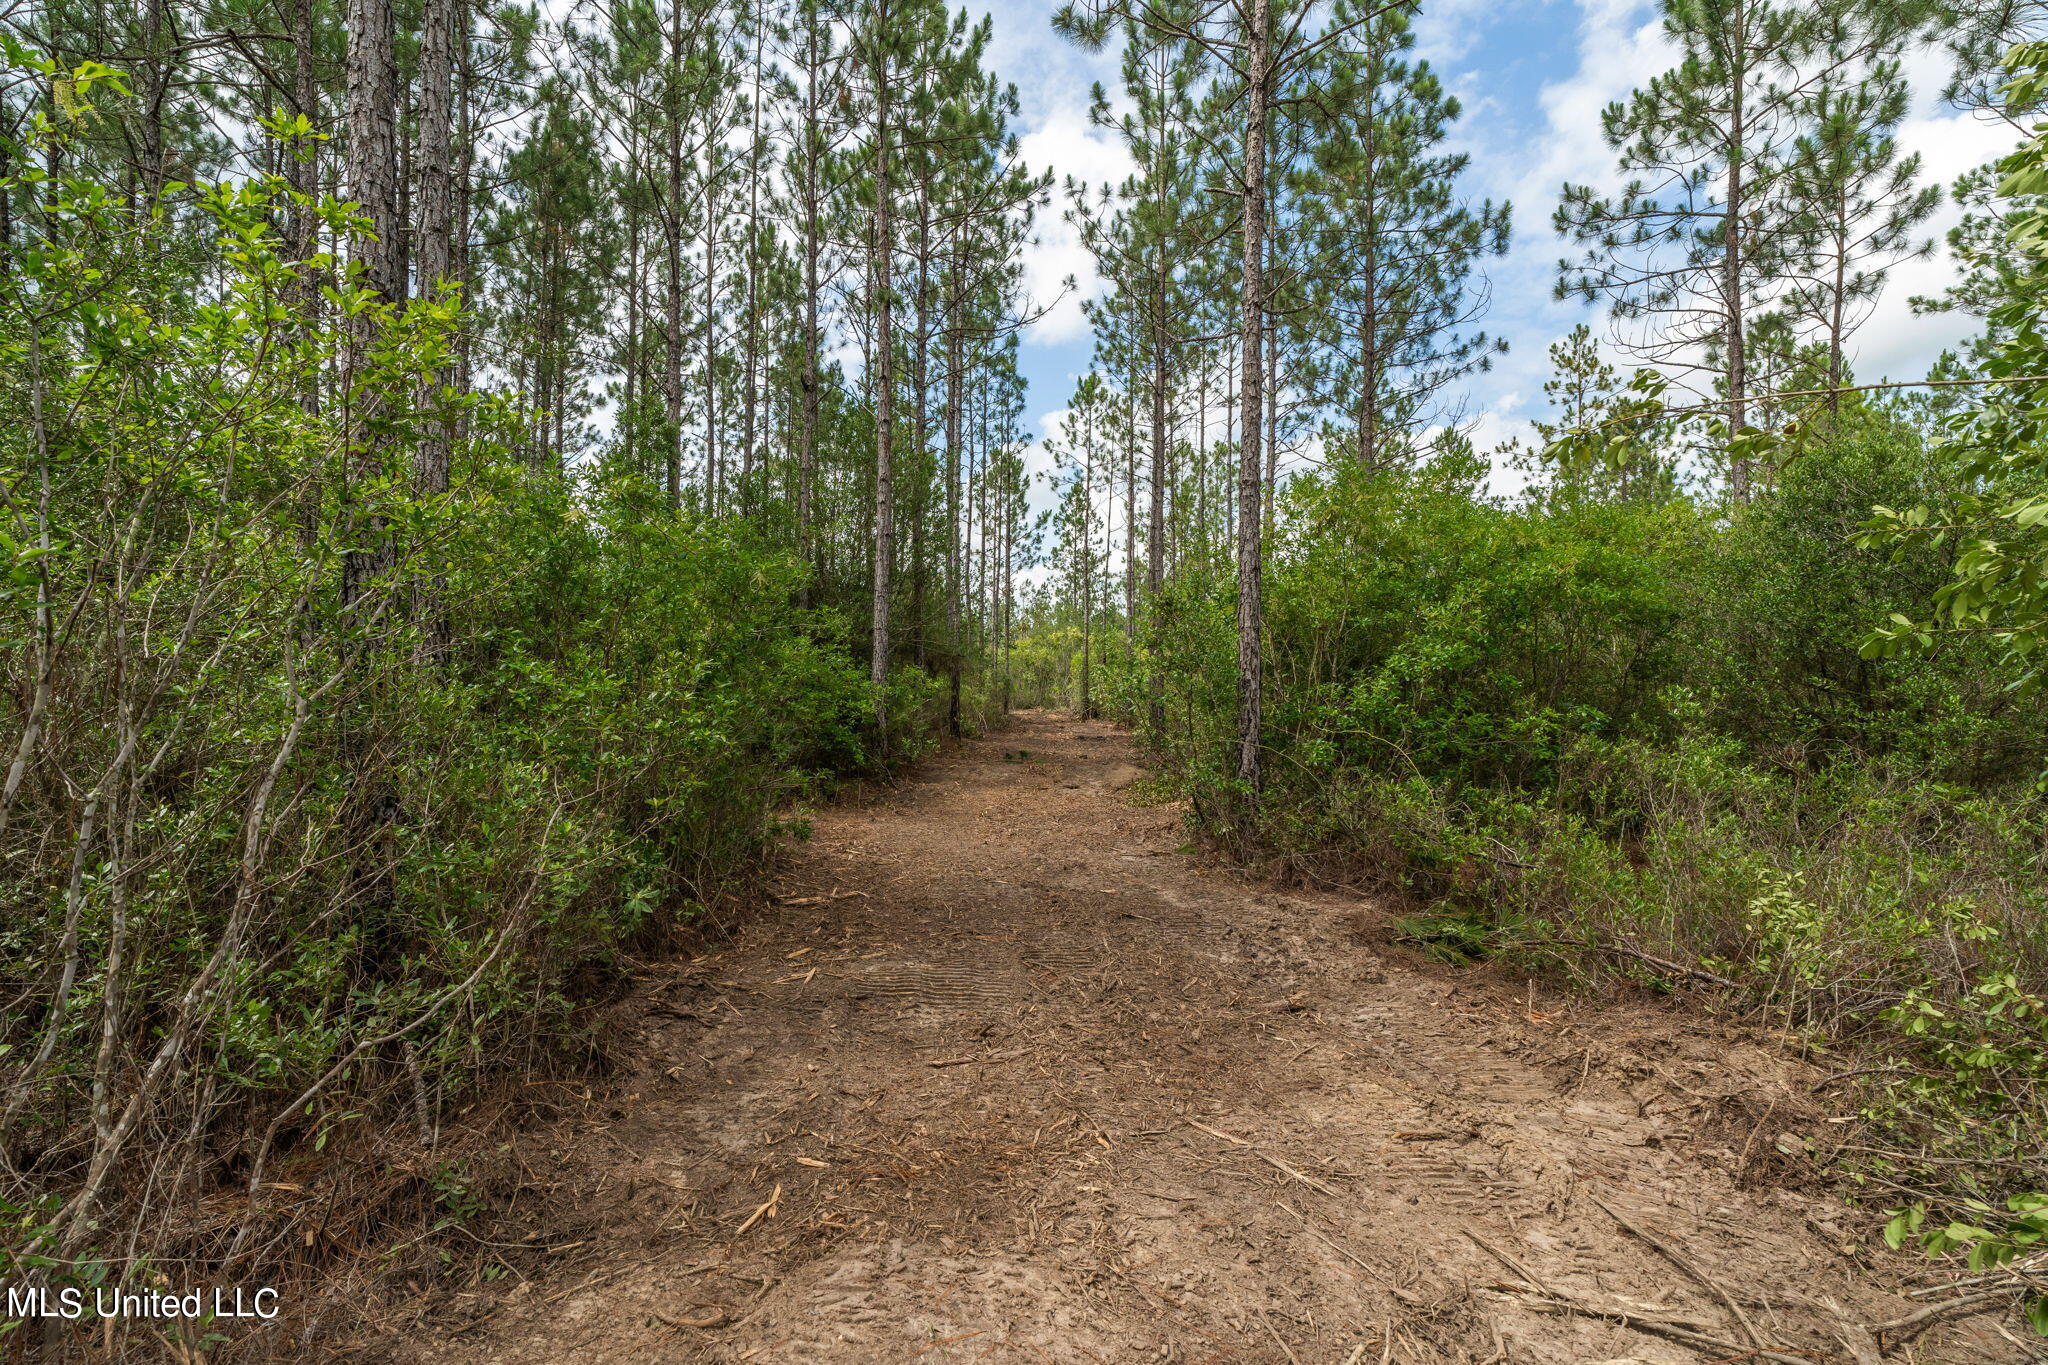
1263, 300, 1278, 537
1234, 0, 1271, 802
342, 0, 401, 613
1828, 213, 1847, 416
741, 0, 765, 505
796, 9, 824, 603
1123, 379, 1137, 652
703, 190, 720, 512
909, 187, 932, 670
664, 3, 686, 510
414, 0, 457, 657
624, 114, 643, 477
1357, 67, 1380, 470
339, 0, 403, 968
1725, 5, 1749, 501
286, 0, 319, 415
1080, 409, 1095, 720
1195, 355, 1208, 568
944, 259, 965, 737
869, 23, 898, 744
452, 27, 473, 440
1001, 465, 1014, 714
138, 0, 171, 203
416, 0, 456, 431
1147, 271, 1167, 737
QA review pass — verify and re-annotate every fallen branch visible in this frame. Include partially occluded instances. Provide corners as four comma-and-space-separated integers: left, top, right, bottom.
1492, 1283, 1815, 1365
734, 1183, 782, 1235
1251, 1148, 1341, 1198
1185, 1117, 1248, 1146
776, 889, 868, 905
1591, 1193, 1764, 1349
1507, 938, 1737, 988
1184, 1118, 1339, 1197
1459, 1227, 1547, 1293
1869, 1290, 2013, 1340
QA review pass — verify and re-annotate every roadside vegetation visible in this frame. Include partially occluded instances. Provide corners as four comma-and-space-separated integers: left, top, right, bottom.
1014, 7, 2048, 1322
9, 0, 2048, 1345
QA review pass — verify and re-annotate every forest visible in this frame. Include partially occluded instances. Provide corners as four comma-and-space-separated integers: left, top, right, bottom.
3, 0, 2048, 1355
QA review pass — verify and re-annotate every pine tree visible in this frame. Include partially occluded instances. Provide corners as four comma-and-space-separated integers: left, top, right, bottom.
851, 0, 913, 741
1070, 24, 1205, 696
1049, 373, 1115, 718
1512, 323, 1678, 502
777, 0, 850, 595
482, 80, 616, 466
1058, 0, 1435, 805
1556, 0, 1823, 499
1298, 0, 1508, 472
343, 0, 403, 605
1782, 11, 1937, 412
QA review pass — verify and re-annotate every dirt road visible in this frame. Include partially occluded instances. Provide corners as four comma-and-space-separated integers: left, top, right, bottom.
391, 712, 2012, 1363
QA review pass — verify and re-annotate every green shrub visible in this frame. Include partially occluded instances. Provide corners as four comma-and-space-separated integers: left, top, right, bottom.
1128, 423, 2048, 1210
0, 123, 905, 1297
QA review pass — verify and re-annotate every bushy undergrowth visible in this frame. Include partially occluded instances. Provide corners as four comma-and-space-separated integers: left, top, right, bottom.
1133, 418, 2048, 1208
0, 140, 912, 1320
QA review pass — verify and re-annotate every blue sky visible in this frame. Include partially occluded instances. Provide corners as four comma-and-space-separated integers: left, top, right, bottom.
969, 0, 2020, 497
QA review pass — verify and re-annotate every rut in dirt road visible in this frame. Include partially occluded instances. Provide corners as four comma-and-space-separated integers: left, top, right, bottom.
393, 713, 2013, 1364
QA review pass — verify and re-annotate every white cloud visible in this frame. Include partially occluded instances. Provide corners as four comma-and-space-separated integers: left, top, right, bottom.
1846, 57, 2020, 381
1015, 107, 1137, 347
1420, 0, 1677, 491
1018, 407, 1072, 520
1031, 406, 1071, 467
1442, 3, 2018, 496
1521, 0, 1673, 206
964, 0, 1133, 350
1462, 400, 1529, 455
978, 0, 2017, 487
1412, 0, 1510, 65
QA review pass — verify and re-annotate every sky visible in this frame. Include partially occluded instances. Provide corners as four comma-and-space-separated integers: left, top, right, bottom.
966, 0, 2023, 499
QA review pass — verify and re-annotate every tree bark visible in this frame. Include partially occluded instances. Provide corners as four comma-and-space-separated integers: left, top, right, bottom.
137, 0, 172, 204
1080, 403, 1095, 720
342, 0, 402, 612
909, 180, 932, 670
452, 23, 473, 441
741, 0, 765, 505
944, 257, 966, 737
1233, 0, 1272, 803
869, 17, 898, 744
416, 0, 456, 442
1146, 54, 1171, 738
1147, 301, 1166, 735
285, 0, 320, 414
1724, 0, 1749, 501
795, 5, 825, 604
664, 1, 687, 510
1123, 377, 1138, 652
414, 0, 458, 657
624, 117, 643, 476
702, 180, 721, 511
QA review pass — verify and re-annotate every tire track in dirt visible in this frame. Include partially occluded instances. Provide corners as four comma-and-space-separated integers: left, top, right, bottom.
390, 713, 2013, 1363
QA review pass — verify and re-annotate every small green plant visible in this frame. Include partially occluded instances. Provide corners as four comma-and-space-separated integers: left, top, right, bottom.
430, 1164, 487, 1228
1886, 972, 2048, 1093
1744, 870, 1833, 987
1394, 909, 1493, 965
1885, 1194, 2048, 1335
0, 1194, 64, 1280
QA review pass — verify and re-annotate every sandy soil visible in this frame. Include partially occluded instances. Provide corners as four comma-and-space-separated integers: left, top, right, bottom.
379, 711, 2018, 1364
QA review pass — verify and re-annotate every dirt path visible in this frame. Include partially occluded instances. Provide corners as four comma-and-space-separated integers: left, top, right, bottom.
391, 713, 2012, 1364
